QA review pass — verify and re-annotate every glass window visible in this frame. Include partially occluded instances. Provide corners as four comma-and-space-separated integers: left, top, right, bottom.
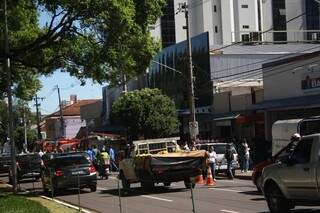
214, 5, 217, 12
241, 5, 248, 8
290, 139, 313, 164
215, 26, 218, 33
243, 25, 250, 29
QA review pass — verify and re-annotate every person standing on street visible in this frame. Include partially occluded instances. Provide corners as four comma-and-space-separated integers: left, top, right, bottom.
225, 144, 234, 179
208, 146, 217, 181
242, 139, 250, 173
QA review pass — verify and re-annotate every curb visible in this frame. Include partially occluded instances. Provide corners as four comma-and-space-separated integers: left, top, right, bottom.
40, 195, 94, 213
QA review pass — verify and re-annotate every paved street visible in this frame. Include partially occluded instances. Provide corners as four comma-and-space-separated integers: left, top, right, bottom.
2, 174, 320, 213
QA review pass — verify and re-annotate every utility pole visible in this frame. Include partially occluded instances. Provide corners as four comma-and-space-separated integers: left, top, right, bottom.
180, 2, 198, 148
56, 85, 65, 138
122, 74, 127, 93
3, 0, 17, 193
34, 95, 44, 140
22, 102, 28, 152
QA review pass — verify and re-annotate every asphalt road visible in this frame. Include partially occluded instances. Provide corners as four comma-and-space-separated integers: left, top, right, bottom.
3, 174, 320, 213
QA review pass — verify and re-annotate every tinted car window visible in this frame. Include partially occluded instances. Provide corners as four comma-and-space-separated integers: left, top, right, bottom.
291, 139, 313, 164
213, 145, 227, 154
54, 156, 90, 167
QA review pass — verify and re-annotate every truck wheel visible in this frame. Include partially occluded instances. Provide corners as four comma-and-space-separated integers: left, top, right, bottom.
120, 172, 130, 190
141, 181, 154, 191
163, 182, 171, 187
265, 184, 291, 213
184, 180, 195, 189
90, 185, 97, 192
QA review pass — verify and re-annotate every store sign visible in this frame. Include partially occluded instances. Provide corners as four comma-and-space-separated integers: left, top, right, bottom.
301, 75, 320, 91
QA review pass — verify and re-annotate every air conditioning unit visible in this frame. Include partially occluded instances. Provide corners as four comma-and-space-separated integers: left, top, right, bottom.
241, 34, 250, 42
250, 32, 260, 42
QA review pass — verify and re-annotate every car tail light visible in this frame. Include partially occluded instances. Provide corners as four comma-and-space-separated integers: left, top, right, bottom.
89, 166, 96, 174
55, 169, 63, 177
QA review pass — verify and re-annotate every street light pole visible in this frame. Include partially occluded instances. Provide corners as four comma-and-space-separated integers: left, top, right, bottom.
3, 0, 17, 193
181, 2, 198, 147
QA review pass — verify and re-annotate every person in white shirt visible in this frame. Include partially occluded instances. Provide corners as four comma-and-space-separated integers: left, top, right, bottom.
208, 146, 217, 180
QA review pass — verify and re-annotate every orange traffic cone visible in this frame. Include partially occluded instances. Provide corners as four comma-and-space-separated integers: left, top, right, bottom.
195, 173, 205, 185
206, 167, 215, 186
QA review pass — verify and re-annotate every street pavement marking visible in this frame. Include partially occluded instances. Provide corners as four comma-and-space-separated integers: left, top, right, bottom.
209, 188, 243, 193
98, 187, 173, 202
141, 195, 173, 202
220, 210, 240, 213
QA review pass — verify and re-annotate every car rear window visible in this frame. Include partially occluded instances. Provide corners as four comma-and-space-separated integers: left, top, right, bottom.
17, 154, 41, 162
54, 156, 89, 167
213, 145, 226, 154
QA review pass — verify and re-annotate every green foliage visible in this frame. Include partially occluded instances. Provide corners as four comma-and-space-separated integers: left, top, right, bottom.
111, 88, 179, 140
0, 0, 166, 93
0, 100, 37, 150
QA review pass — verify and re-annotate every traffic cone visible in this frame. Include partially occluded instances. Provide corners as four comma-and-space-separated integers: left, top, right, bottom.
206, 167, 215, 186
195, 173, 205, 185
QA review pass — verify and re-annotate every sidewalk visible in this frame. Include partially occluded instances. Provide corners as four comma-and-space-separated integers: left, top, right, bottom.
217, 170, 252, 180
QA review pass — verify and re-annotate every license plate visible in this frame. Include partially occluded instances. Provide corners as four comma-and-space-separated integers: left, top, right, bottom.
72, 171, 85, 175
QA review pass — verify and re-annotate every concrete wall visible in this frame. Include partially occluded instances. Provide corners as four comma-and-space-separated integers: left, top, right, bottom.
230, 93, 253, 111
213, 92, 231, 114
286, 0, 306, 41
261, 0, 273, 42
64, 117, 86, 139
263, 55, 320, 101
221, 0, 235, 44
174, 0, 186, 43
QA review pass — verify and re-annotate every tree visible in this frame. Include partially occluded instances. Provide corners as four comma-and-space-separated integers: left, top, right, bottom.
0, 0, 166, 95
0, 100, 37, 151
111, 88, 179, 140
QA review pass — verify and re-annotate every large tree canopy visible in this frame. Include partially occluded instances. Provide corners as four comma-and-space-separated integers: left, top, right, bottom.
0, 0, 166, 98
111, 88, 179, 140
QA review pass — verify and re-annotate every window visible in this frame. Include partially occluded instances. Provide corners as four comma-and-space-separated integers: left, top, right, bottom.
215, 26, 218, 33
243, 25, 250, 29
214, 5, 217, 12
290, 139, 313, 164
241, 4, 248, 8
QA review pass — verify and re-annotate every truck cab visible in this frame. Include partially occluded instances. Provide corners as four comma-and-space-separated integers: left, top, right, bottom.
262, 134, 320, 213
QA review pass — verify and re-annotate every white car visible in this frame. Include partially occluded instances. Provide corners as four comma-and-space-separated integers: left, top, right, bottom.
196, 143, 239, 175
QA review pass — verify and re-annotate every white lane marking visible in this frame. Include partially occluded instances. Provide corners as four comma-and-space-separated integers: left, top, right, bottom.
209, 188, 243, 193
97, 187, 108, 191
40, 195, 92, 213
141, 195, 173, 202
220, 210, 240, 213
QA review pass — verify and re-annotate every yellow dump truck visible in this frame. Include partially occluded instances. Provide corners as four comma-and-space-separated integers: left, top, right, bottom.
119, 137, 208, 191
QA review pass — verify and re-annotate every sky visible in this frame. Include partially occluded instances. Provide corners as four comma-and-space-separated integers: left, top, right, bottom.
29, 9, 103, 115
32, 71, 103, 115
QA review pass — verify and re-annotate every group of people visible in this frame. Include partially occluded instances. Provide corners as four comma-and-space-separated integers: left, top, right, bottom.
206, 139, 251, 181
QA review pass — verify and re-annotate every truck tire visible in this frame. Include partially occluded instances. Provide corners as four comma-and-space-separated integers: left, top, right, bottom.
141, 181, 154, 191
265, 184, 291, 213
184, 179, 195, 189
163, 182, 171, 187
120, 171, 130, 190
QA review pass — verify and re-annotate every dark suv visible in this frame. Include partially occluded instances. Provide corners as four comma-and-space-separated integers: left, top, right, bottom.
41, 154, 97, 194
9, 153, 42, 182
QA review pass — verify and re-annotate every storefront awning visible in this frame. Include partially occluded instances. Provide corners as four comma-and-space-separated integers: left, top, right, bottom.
251, 94, 320, 111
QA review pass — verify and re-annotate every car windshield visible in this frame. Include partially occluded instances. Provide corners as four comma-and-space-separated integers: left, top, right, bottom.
54, 156, 89, 167
213, 145, 227, 154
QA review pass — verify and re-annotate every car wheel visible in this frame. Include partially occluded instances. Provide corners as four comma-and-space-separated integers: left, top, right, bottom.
120, 171, 130, 190
184, 179, 195, 189
141, 181, 154, 191
256, 176, 262, 192
90, 185, 97, 192
265, 184, 291, 213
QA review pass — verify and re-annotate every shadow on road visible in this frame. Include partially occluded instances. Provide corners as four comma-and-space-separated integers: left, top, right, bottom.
99, 186, 188, 197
